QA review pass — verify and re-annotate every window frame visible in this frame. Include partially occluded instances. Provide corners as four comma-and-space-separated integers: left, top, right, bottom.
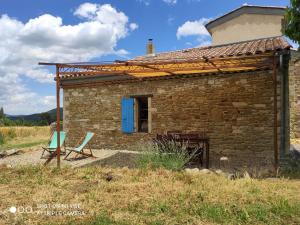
130, 94, 152, 134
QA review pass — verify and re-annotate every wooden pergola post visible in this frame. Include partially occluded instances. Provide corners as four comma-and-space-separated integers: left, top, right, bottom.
56, 65, 61, 169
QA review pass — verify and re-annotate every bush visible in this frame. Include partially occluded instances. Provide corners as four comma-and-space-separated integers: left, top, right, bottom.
0, 116, 52, 127
281, 155, 300, 178
0, 132, 5, 145
137, 152, 189, 171
0, 127, 16, 143
137, 137, 197, 171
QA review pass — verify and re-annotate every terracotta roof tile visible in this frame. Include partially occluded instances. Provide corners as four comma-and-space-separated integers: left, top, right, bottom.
59, 37, 290, 82
131, 36, 290, 63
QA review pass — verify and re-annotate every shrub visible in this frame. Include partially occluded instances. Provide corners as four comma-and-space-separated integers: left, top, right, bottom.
0, 132, 5, 145
137, 137, 197, 171
137, 152, 188, 171
281, 156, 300, 178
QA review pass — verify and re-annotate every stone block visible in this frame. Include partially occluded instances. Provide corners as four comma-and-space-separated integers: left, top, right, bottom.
233, 102, 248, 107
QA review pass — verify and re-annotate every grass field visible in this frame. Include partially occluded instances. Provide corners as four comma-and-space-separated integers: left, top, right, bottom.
0, 165, 299, 225
0, 128, 299, 224
0, 126, 50, 150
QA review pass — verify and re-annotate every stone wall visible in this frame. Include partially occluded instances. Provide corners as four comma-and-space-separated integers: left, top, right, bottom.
63, 70, 278, 169
289, 51, 300, 138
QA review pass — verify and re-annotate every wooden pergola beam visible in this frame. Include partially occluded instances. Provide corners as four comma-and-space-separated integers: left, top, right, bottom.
61, 67, 271, 89
39, 54, 273, 69
203, 56, 223, 73
58, 63, 272, 77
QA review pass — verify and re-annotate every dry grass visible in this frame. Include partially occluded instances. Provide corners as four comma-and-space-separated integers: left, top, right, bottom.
0, 166, 299, 225
0, 126, 50, 150
0, 126, 50, 138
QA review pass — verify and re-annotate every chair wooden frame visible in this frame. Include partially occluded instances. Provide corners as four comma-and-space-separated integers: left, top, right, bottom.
64, 132, 95, 160
41, 131, 66, 159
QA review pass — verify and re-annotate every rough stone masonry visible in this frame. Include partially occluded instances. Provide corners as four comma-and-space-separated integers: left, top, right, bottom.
63, 70, 280, 169
289, 51, 300, 138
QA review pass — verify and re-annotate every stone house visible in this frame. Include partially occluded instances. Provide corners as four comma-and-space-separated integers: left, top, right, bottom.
59, 5, 300, 170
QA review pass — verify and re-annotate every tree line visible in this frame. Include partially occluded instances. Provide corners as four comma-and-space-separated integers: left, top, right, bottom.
0, 107, 54, 126
284, 0, 300, 51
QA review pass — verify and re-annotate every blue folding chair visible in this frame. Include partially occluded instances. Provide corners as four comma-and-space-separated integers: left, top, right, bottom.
41, 131, 66, 158
64, 132, 95, 160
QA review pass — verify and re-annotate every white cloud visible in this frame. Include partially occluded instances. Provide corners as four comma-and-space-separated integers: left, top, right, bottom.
176, 18, 210, 39
293, 43, 299, 50
284, 37, 299, 50
196, 36, 211, 47
137, 0, 151, 6
137, 0, 177, 5
0, 3, 137, 115
137, 0, 201, 5
129, 23, 139, 31
26, 69, 54, 83
73, 2, 98, 19
0, 75, 56, 115
167, 16, 175, 25
163, 0, 177, 5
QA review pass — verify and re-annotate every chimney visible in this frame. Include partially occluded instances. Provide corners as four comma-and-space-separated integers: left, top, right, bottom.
146, 38, 155, 56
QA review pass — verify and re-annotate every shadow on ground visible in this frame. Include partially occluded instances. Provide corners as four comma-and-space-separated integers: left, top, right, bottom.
85, 152, 139, 168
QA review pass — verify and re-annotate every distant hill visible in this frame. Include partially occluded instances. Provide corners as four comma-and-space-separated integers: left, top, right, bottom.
7, 108, 63, 123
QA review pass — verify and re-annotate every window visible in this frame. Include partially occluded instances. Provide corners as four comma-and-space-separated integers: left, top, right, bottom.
121, 96, 151, 134
136, 97, 149, 133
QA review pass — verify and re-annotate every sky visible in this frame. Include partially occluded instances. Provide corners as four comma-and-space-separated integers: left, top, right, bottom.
0, 0, 294, 115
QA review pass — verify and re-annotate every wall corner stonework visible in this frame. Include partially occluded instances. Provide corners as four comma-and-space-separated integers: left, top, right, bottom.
289, 51, 300, 138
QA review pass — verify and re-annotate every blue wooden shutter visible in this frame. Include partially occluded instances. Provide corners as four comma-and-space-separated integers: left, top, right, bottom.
121, 98, 134, 133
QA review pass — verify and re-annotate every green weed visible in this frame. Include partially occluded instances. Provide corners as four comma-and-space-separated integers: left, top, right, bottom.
137, 152, 187, 171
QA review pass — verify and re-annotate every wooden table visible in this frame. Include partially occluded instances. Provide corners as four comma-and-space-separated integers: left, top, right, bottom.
155, 133, 210, 168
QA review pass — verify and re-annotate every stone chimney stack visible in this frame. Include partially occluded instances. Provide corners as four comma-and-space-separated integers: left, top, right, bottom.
146, 38, 155, 56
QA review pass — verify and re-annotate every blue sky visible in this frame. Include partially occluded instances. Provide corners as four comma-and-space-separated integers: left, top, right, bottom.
0, 0, 292, 115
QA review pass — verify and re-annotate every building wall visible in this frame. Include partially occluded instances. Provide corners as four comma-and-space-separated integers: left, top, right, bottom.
210, 14, 283, 45
63, 70, 279, 169
64, 71, 282, 167
289, 51, 300, 138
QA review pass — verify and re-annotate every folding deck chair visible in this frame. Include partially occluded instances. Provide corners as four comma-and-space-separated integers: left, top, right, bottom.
64, 132, 95, 160
41, 131, 66, 159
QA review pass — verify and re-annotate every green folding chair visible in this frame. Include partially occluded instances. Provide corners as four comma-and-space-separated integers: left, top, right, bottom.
41, 131, 66, 158
64, 132, 95, 160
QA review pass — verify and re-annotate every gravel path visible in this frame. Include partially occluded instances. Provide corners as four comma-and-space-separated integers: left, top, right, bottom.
0, 148, 137, 168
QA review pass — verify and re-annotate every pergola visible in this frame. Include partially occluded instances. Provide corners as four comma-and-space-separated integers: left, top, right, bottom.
39, 53, 279, 168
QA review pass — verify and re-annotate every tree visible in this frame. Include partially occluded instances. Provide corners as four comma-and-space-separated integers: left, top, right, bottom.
40, 112, 52, 125
283, 0, 300, 51
0, 107, 4, 119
